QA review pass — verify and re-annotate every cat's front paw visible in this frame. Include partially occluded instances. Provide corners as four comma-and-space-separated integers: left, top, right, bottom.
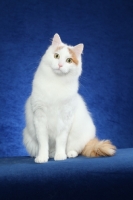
35, 155, 48, 163
67, 150, 78, 158
54, 152, 67, 161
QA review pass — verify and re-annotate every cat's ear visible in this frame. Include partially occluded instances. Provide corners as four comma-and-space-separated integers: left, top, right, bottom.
52, 33, 62, 47
73, 44, 84, 57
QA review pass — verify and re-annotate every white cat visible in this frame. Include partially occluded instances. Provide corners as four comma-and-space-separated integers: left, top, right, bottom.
23, 33, 116, 163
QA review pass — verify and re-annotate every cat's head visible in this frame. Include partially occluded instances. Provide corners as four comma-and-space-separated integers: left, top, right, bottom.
43, 34, 84, 77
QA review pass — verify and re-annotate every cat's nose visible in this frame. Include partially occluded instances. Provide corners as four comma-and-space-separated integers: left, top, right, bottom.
58, 63, 63, 68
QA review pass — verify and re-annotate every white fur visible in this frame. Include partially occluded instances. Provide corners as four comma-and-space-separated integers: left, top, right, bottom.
23, 34, 96, 163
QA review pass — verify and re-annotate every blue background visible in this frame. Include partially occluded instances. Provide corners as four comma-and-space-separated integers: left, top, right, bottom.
0, 0, 133, 157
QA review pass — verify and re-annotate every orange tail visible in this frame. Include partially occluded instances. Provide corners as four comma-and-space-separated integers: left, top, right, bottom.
82, 138, 116, 157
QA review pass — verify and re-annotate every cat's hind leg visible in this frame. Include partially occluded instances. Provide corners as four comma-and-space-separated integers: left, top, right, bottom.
67, 150, 78, 158
23, 127, 38, 157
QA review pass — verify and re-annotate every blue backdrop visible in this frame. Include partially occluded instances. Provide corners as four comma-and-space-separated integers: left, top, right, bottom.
0, 0, 133, 157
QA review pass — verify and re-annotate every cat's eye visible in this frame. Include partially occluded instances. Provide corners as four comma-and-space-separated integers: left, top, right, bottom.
66, 58, 73, 63
54, 53, 60, 59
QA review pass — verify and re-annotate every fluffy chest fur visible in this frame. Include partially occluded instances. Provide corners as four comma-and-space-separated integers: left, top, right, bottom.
31, 69, 77, 134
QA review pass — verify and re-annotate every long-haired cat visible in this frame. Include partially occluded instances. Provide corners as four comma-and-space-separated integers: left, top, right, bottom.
23, 33, 116, 163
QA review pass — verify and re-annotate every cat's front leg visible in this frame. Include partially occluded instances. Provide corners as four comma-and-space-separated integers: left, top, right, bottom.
54, 108, 74, 161
34, 108, 49, 163
54, 130, 68, 161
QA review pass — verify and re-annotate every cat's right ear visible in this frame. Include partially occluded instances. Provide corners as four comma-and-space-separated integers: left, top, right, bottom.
52, 33, 62, 47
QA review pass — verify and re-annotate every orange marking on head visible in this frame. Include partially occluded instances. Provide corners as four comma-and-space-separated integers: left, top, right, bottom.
68, 48, 79, 65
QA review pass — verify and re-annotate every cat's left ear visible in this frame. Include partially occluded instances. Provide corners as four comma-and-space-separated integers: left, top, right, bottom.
73, 44, 84, 57
52, 33, 62, 47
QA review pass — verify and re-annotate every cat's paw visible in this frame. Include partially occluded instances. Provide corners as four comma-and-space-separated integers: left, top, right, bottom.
54, 152, 67, 161
35, 155, 48, 163
67, 150, 78, 158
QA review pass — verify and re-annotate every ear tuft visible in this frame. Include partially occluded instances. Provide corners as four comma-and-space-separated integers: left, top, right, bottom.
72, 44, 84, 57
52, 33, 62, 47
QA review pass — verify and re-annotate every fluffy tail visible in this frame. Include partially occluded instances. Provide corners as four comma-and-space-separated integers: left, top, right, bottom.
82, 138, 116, 157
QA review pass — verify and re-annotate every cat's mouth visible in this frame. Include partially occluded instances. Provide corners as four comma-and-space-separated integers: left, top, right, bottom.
53, 67, 69, 75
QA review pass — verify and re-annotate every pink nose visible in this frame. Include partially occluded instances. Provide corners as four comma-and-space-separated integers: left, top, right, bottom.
58, 63, 63, 68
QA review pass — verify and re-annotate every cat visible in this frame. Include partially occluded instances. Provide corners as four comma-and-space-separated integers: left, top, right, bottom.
23, 33, 116, 163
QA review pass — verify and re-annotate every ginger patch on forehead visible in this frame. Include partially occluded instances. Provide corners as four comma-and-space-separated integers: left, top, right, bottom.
68, 48, 79, 65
